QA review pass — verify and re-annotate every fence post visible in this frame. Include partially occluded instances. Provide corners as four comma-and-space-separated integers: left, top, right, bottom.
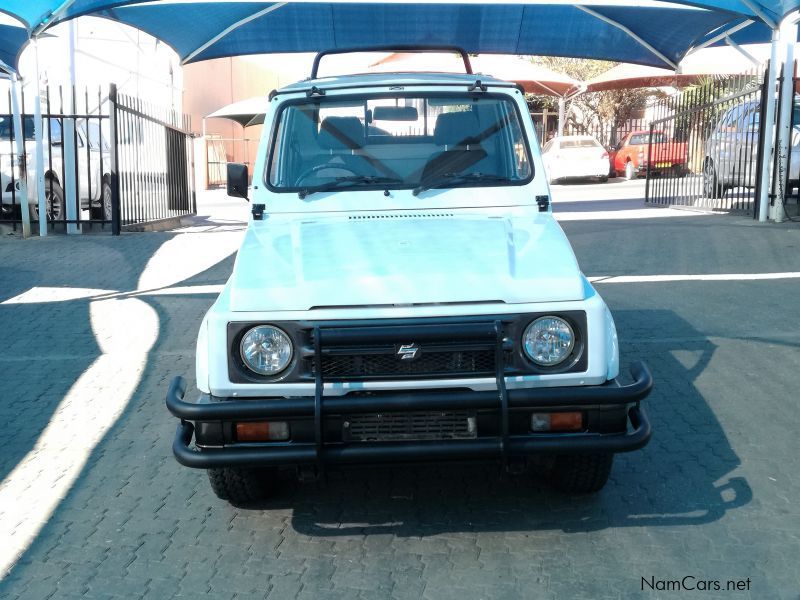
645, 121, 653, 203
773, 17, 797, 222
9, 74, 31, 238
758, 34, 780, 222
108, 84, 121, 236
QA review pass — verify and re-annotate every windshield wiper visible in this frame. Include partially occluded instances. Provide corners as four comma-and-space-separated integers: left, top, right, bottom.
298, 175, 404, 199
412, 172, 511, 196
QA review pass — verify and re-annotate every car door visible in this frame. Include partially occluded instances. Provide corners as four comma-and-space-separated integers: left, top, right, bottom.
542, 139, 556, 179
735, 103, 760, 188
712, 105, 741, 186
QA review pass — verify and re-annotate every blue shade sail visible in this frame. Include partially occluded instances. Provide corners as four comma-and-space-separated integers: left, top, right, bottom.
1, 1, 798, 73
0, 23, 28, 71
91, 2, 746, 69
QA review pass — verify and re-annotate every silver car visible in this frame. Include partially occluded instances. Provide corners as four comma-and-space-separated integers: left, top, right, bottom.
703, 100, 800, 198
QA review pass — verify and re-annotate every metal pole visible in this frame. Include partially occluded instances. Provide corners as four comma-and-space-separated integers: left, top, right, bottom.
64, 18, 80, 234
773, 15, 797, 222
9, 74, 31, 238
108, 84, 121, 235
33, 40, 47, 237
557, 97, 565, 138
758, 29, 780, 222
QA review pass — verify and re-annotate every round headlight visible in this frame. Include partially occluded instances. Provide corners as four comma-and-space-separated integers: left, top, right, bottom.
240, 325, 293, 376
523, 316, 575, 367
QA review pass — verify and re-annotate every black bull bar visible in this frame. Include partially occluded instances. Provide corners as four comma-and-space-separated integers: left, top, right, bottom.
166, 361, 653, 469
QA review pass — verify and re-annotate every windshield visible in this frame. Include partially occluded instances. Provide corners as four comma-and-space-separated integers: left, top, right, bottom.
267, 93, 533, 194
560, 139, 601, 149
0, 116, 35, 142
629, 132, 667, 145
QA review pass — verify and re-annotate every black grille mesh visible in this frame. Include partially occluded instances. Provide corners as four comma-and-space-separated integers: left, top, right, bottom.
319, 349, 495, 380
343, 411, 476, 442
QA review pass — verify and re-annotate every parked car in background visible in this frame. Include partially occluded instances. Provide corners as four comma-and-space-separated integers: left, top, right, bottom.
0, 115, 112, 221
609, 130, 688, 179
703, 99, 800, 199
542, 135, 609, 183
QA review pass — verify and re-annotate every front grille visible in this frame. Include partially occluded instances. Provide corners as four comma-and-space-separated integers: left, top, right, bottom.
318, 347, 495, 380
343, 411, 476, 442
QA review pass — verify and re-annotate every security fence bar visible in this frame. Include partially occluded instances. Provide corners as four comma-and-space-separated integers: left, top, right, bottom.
1, 83, 195, 235
645, 66, 768, 217
110, 84, 195, 230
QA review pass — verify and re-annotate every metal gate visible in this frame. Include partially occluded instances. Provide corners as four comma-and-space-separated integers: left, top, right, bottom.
1, 84, 194, 235
1, 84, 112, 231
645, 66, 768, 216
109, 84, 195, 233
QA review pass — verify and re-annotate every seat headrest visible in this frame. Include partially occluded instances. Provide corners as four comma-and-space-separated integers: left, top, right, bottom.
319, 116, 365, 150
433, 111, 480, 147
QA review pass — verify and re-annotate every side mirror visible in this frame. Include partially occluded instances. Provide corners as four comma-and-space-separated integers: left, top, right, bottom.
227, 162, 249, 200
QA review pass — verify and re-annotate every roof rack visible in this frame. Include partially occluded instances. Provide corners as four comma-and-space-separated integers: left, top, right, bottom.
310, 46, 473, 79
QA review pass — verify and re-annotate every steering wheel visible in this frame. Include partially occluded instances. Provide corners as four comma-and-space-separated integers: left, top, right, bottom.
295, 163, 360, 184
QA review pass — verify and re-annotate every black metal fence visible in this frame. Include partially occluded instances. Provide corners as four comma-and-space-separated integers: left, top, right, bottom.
645, 67, 768, 216
530, 109, 647, 150
0, 84, 194, 235
110, 84, 195, 231
0, 85, 112, 230
564, 119, 649, 150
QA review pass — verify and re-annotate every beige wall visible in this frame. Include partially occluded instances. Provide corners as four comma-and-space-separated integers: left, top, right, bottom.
182, 55, 313, 188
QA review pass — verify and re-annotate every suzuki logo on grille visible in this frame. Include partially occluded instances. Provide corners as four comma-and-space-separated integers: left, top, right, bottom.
397, 343, 420, 361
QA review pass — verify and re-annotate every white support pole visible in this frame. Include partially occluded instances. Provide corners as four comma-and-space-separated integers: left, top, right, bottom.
724, 35, 761, 67
9, 74, 31, 238
773, 15, 798, 222
64, 18, 79, 234
33, 40, 47, 237
758, 30, 780, 222
557, 97, 566, 138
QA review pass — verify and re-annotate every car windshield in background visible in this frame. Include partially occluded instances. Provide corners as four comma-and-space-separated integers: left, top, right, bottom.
629, 132, 667, 145
0, 116, 35, 141
561, 139, 601, 149
267, 94, 533, 194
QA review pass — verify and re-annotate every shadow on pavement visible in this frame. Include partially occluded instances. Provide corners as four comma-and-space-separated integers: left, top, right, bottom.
259, 309, 750, 536
0, 234, 182, 484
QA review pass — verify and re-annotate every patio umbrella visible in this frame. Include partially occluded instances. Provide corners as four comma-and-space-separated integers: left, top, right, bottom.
584, 45, 772, 92
367, 52, 580, 98
206, 96, 267, 127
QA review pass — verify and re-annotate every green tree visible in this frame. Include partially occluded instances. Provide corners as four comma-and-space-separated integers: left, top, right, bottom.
530, 56, 656, 145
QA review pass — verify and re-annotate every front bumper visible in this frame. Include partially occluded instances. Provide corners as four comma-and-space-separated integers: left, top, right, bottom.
166, 362, 653, 469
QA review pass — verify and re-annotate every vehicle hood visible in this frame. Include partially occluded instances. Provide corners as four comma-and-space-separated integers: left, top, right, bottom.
226, 213, 585, 311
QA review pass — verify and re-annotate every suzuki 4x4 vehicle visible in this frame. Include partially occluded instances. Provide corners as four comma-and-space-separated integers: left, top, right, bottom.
166, 49, 652, 504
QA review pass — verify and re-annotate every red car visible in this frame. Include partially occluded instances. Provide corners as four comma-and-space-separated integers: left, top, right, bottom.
609, 130, 689, 179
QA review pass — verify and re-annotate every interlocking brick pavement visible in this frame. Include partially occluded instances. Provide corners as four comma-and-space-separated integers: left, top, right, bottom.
1, 188, 799, 599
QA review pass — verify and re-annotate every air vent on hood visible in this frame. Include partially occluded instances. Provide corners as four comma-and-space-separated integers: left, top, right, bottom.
348, 213, 455, 220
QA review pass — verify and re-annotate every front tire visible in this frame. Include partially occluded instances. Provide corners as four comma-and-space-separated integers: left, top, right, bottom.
549, 453, 614, 494
703, 160, 725, 199
207, 467, 276, 504
624, 161, 635, 180
102, 179, 113, 221
34, 179, 64, 221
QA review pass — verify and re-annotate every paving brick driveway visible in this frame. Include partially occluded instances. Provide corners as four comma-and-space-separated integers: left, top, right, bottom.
1, 185, 799, 599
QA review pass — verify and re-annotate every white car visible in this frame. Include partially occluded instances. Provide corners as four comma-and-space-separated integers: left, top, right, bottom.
542, 135, 610, 183
0, 115, 112, 221
166, 51, 652, 504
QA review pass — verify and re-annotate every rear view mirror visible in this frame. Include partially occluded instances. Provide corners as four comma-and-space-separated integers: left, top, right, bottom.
227, 163, 249, 200
372, 106, 419, 121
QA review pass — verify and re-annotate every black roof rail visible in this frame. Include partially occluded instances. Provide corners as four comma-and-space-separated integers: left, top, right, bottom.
310, 46, 473, 79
